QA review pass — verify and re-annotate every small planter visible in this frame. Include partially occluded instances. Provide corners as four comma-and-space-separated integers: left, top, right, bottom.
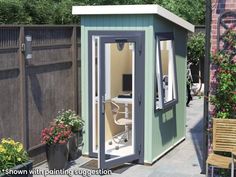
68, 129, 83, 161
46, 143, 68, 170
0, 160, 33, 177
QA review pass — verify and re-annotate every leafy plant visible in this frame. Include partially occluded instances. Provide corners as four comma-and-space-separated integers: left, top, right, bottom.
0, 0, 205, 25
55, 109, 84, 133
0, 138, 29, 173
210, 29, 236, 119
23, 0, 55, 24
83, 0, 205, 25
53, 0, 80, 24
0, 0, 31, 24
41, 123, 72, 145
187, 32, 205, 65
159, 0, 205, 25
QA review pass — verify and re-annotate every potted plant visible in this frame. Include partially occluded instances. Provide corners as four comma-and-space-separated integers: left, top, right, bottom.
0, 138, 33, 177
55, 109, 84, 161
41, 123, 72, 170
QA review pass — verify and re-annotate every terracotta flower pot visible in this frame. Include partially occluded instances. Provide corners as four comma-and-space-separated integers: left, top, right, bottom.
46, 143, 68, 170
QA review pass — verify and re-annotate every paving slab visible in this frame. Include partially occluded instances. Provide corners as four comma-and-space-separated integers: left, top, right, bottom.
33, 96, 205, 177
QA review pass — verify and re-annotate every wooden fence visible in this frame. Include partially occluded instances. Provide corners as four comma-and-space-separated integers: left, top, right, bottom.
0, 25, 81, 164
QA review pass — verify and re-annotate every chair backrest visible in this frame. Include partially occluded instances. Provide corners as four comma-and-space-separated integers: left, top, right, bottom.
110, 101, 120, 123
213, 118, 236, 152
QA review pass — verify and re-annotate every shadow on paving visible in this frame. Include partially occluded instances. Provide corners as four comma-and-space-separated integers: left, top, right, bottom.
190, 116, 204, 173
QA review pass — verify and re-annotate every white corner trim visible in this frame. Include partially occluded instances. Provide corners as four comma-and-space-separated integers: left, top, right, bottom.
72, 4, 194, 32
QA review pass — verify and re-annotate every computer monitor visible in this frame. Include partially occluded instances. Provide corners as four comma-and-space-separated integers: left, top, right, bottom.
122, 74, 132, 92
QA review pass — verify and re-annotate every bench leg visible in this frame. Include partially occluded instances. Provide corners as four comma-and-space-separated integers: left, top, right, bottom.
231, 160, 234, 177
211, 166, 214, 177
206, 163, 208, 177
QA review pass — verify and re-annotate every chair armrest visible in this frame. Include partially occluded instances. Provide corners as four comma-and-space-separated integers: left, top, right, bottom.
118, 111, 127, 114
118, 111, 132, 114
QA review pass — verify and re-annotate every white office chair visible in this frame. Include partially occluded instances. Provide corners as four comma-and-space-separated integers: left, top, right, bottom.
109, 101, 132, 150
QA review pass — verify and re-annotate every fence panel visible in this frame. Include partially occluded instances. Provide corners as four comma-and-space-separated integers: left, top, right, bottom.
0, 26, 81, 165
0, 27, 23, 142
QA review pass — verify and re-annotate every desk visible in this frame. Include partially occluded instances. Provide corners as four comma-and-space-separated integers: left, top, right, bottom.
111, 97, 132, 119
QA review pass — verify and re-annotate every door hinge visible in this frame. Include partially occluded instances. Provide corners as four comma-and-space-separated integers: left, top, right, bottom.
139, 50, 142, 56
138, 94, 142, 106
139, 144, 142, 155
139, 40, 142, 56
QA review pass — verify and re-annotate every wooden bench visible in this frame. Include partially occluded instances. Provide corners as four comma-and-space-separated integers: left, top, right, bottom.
206, 118, 236, 177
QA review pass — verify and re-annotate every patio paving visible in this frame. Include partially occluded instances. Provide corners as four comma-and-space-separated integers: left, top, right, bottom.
33, 96, 205, 177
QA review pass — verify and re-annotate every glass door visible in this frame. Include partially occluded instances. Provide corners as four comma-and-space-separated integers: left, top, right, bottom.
90, 34, 143, 169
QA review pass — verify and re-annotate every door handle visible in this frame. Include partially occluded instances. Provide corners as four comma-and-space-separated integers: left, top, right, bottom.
101, 96, 105, 114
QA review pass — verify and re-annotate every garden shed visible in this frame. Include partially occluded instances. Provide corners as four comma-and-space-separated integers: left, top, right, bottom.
72, 4, 194, 169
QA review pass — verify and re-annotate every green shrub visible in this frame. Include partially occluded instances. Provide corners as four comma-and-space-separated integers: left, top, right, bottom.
0, 0, 31, 24
187, 32, 205, 65
210, 29, 236, 119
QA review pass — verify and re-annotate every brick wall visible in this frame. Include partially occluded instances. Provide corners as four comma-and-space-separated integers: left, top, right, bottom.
210, 0, 236, 119
210, 0, 236, 93
211, 0, 236, 51
208, 0, 236, 153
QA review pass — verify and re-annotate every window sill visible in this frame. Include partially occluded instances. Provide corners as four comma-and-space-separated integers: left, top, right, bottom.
155, 99, 178, 111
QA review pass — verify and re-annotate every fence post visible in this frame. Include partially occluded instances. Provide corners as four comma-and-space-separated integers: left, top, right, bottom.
72, 26, 78, 113
19, 26, 28, 150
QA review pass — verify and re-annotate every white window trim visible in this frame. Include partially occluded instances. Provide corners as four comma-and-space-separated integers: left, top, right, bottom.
155, 33, 178, 110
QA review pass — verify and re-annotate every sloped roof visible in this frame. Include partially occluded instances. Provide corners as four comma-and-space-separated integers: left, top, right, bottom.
72, 4, 194, 32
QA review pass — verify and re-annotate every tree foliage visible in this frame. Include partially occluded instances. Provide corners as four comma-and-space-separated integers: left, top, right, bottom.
0, 0, 205, 25
187, 32, 205, 65
53, 0, 81, 24
24, 0, 55, 24
159, 0, 205, 25
80, 0, 205, 25
0, 0, 30, 24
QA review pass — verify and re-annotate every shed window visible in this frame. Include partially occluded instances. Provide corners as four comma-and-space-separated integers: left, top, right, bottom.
155, 32, 178, 110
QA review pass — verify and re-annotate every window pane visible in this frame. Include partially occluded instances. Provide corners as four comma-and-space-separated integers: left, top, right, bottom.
104, 42, 135, 161
155, 33, 178, 110
160, 40, 174, 103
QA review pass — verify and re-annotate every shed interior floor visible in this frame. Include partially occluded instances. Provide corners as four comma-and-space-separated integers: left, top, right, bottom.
95, 130, 133, 157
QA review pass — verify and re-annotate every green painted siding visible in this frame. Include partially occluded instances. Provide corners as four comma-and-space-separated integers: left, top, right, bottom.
80, 14, 188, 164
80, 15, 154, 163
151, 16, 187, 162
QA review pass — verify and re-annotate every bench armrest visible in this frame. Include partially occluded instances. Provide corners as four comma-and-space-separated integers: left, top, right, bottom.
232, 148, 236, 156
